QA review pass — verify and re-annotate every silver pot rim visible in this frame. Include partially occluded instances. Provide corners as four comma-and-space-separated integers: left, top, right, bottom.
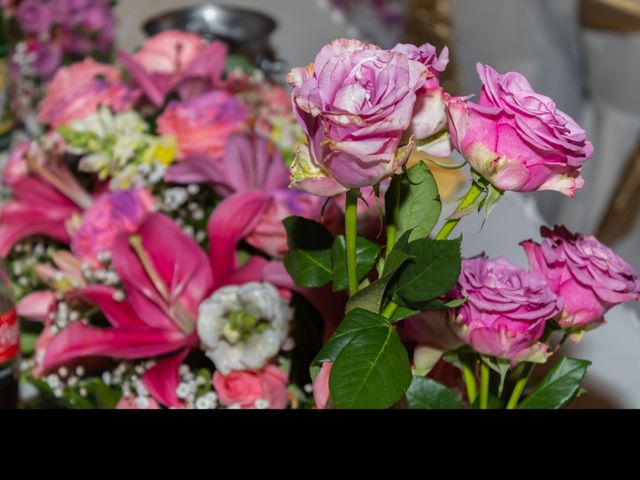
142, 3, 277, 44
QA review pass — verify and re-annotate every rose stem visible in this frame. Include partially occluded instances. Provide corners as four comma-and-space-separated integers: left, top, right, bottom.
506, 329, 558, 409
345, 189, 360, 297
385, 175, 401, 259
435, 180, 485, 240
379, 176, 403, 318
462, 362, 478, 404
506, 363, 534, 409
479, 362, 490, 409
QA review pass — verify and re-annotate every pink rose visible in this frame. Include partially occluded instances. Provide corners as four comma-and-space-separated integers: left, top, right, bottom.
450, 256, 562, 364
313, 362, 332, 409
70, 189, 155, 267
522, 226, 640, 330
38, 58, 138, 127
116, 395, 161, 410
157, 90, 247, 160
213, 364, 289, 409
16, 0, 51, 34
447, 64, 593, 197
391, 43, 450, 142
288, 38, 429, 195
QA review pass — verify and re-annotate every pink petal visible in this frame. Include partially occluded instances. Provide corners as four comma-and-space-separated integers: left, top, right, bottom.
164, 154, 220, 185
117, 51, 166, 107
41, 322, 189, 372
142, 349, 190, 408
207, 191, 271, 279
0, 202, 72, 256
215, 256, 269, 289
76, 285, 147, 329
112, 213, 213, 330
17, 291, 56, 322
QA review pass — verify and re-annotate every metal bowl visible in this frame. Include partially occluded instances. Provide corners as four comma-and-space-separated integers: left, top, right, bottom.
142, 3, 283, 75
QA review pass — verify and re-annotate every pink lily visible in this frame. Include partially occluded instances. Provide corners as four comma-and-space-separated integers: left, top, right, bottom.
0, 140, 92, 257
37, 193, 279, 407
117, 40, 227, 108
166, 133, 344, 259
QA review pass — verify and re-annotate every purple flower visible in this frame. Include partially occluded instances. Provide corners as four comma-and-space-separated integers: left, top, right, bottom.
48, 0, 71, 24
16, 0, 52, 34
450, 256, 562, 363
447, 64, 593, 196
522, 226, 640, 331
70, 189, 156, 268
30, 41, 62, 78
391, 43, 450, 147
288, 38, 430, 196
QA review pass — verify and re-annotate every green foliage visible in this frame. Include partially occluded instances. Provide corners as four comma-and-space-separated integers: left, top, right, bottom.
283, 216, 334, 288
327, 309, 412, 409
389, 162, 441, 242
393, 236, 462, 306
406, 377, 464, 409
331, 235, 380, 292
519, 357, 591, 409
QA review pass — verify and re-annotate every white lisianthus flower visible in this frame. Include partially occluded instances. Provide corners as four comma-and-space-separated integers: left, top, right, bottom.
197, 282, 293, 374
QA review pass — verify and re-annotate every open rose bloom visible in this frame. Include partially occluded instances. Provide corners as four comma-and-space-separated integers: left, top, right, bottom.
522, 226, 640, 331
450, 257, 562, 364
288, 38, 449, 196
447, 64, 593, 196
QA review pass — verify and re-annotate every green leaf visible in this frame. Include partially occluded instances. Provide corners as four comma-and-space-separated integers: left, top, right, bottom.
330, 315, 412, 409
345, 232, 413, 314
406, 377, 464, 409
390, 162, 441, 242
283, 216, 334, 288
389, 305, 419, 322
393, 236, 462, 305
312, 308, 389, 365
519, 357, 591, 409
83, 378, 120, 409
420, 297, 468, 311
481, 356, 511, 397
480, 184, 504, 228
331, 235, 381, 292
20, 332, 39, 356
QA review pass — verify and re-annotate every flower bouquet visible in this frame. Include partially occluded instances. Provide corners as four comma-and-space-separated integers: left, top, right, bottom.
2, 22, 639, 409
283, 39, 640, 409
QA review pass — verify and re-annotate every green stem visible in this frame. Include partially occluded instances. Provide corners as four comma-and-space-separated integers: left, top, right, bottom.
385, 176, 401, 259
506, 364, 534, 410
381, 300, 399, 319
462, 362, 478, 404
505, 328, 554, 409
345, 189, 359, 297
435, 181, 485, 240
479, 362, 490, 409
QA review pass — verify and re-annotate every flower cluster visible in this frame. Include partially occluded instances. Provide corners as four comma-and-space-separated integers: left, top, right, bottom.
1, 0, 117, 125
2, 27, 346, 410
4, 21, 639, 411
289, 39, 592, 199
284, 38, 639, 411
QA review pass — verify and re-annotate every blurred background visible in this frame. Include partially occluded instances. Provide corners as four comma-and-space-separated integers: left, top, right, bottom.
52, 0, 640, 406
